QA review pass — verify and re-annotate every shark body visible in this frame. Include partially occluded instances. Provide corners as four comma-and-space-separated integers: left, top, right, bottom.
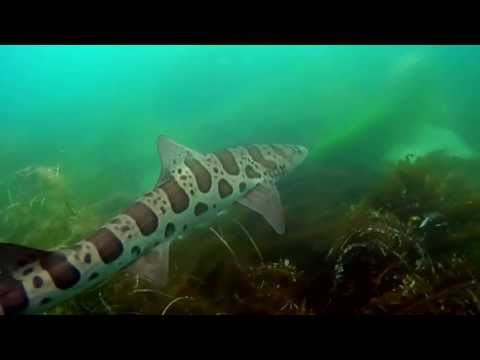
0, 136, 308, 315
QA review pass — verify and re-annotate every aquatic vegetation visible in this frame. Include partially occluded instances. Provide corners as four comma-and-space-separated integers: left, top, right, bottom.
3, 145, 480, 315
364, 253, 480, 315
367, 151, 480, 257
0, 164, 112, 250
51, 257, 310, 315
3, 46, 480, 315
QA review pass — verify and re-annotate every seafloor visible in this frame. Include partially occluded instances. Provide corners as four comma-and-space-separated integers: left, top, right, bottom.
2, 150, 480, 315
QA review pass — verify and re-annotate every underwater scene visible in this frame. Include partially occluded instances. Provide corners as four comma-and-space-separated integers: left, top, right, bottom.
1, 45, 480, 315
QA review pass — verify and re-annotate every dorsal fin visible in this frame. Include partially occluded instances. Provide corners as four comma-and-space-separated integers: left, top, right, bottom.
156, 136, 200, 187
237, 182, 286, 234
0, 243, 51, 276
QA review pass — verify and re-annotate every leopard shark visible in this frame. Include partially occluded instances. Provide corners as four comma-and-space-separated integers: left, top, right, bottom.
0, 136, 308, 315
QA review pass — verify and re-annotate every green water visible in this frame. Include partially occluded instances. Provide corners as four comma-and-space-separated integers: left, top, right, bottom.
1, 46, 479, 199
2, 45, 480, 314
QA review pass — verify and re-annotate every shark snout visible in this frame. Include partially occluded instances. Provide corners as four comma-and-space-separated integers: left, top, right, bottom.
299, 145, 309, 158
284, 144, 309, 170
295, 145, 309, 164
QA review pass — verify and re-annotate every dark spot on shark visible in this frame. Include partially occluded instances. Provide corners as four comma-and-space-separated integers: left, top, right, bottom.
213, 204, 217, 209
214, 150, 240, 176
246, 165, 261, 179
185, 157, 212, 193
84, 254, 92, 264
288, 145, 300, 154
160, 179, 190, 214
0, 246, 43, 270
131, 246, 141, 256
160, 206, 166, 214
15, 254, 34, 268
239, 182, 247, 192
32, 276, 43, 289
218, 179, 233, 198
125, 202, 159, 236
165, 223, 175, 238
87, 228, 124, 264
247, 145, 275, 169
88, 272, 99, 281
247, 145, 278, 171
0, 275, 29, 314
213, 167, 219, 174
180, 175, 187, 181
22, 267, 33, 276
194, 202, 208, 216
40, 252, 81, 290
120, 225, 130, 233
190, 190, 195, 196
178, 169, 182, 174
183, 225, 188, 231
111, 218, 122, 225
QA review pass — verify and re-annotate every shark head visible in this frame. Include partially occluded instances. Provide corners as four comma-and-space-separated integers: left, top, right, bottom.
238, 143, 309, 183
268, 144, 309, 179
156, 137, 309, 184
153, 136, 309, 236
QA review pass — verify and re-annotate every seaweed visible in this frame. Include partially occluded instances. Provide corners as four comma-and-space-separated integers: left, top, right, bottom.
364, 253, 480, 315
6, 150, 480, 315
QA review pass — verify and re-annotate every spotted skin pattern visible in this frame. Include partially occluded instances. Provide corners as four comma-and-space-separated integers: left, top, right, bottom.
0, 139, 308, 315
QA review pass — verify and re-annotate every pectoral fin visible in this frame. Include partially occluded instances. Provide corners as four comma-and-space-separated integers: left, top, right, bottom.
237, 183, 286, 234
